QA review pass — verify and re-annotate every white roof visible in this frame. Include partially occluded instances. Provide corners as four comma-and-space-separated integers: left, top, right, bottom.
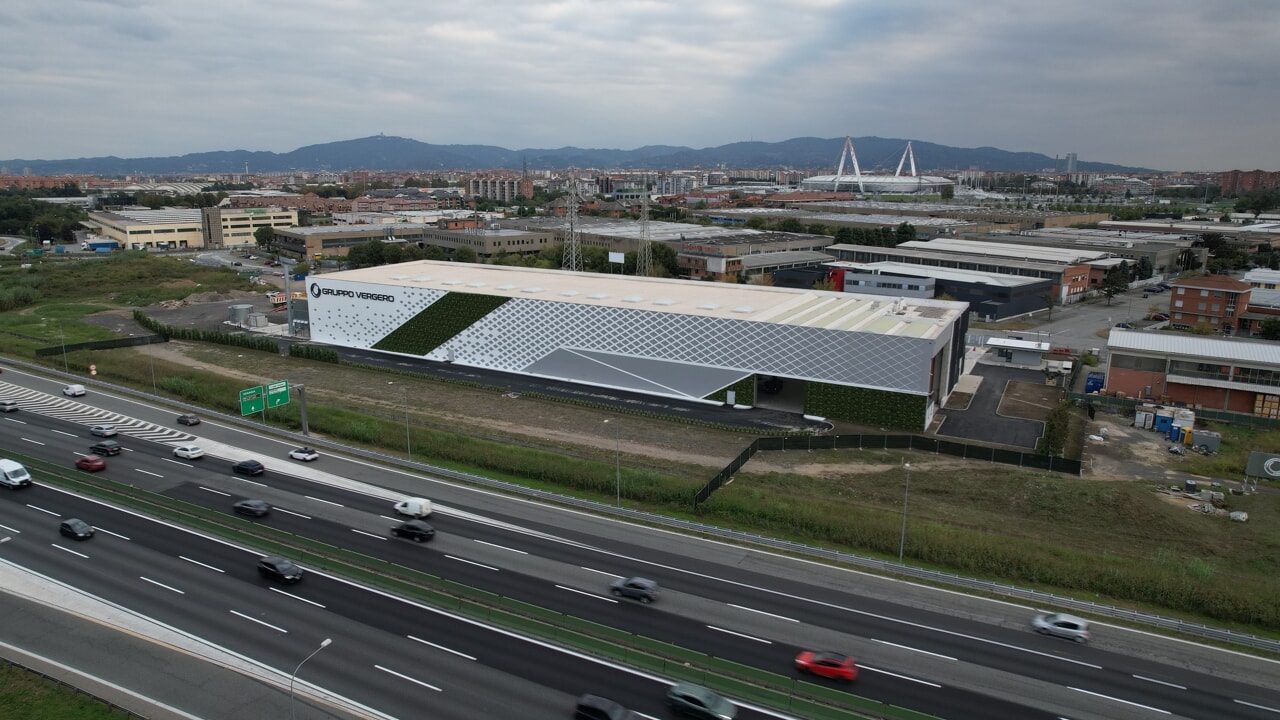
1244, 268, 1280, 285
825, 260, 1042, 287
1107, 329, 1280, 366
898, 238, 1107, 264
986, 337, 1050, 352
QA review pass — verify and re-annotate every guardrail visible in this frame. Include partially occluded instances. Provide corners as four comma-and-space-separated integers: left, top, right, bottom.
7, 356, 1277, 655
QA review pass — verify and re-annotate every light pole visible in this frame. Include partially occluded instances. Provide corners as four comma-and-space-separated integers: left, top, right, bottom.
50, 318, 69, 372
898, 461, 911, 563
289, 637, 331, 720
603, 419, 620, 505
389, 382, 410, 459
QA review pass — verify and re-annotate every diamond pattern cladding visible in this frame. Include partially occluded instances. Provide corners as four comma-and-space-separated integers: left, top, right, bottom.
310, 285, 446, 350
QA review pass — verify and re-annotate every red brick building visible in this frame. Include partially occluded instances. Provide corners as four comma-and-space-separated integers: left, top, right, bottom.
1168, 274, 1252, 333
1219, 170, 1280, 195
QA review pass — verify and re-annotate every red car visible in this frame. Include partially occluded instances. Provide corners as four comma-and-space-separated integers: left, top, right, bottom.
795, 650, 858, 681
75, 454, 107, 472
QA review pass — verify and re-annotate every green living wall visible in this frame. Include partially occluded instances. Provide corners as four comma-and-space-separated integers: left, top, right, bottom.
373, 293, 509, 355
704, 375, 756, 406
805, 381, 928, 430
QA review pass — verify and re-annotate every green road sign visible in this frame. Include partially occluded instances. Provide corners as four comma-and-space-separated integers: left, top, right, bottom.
266, 379, 290, 408
239, 386, 264, 416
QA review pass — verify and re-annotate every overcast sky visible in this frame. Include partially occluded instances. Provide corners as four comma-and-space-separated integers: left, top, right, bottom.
1, 0, 1276, 171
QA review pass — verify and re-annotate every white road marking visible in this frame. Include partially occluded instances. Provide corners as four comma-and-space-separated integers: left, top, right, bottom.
179, 556, 225, 573
21, 438, 45, 446
1235, 699, 1280, 713
728, 603, 797, 623
237, 478, 268, 487
135, 469, 163, 478
706, 625, 771, 644
474, 539, 527, 555
1133, 675, 1186, 690
269, 588, 325, 608
140, 576, 185, 594
875, 639, 957, 661
165, 459, 194, 468
374, 665, 441, 692
445, 555, 499, 571
580, 566, 621, 577
0, 523, 19, 534
199, 487, 231, 497
408, 635, 476, 660
52, 430, 76, 437
1069, 687, 1169, 714
274, 508, 311, 519
230, 610, 288, 633
556, 584, 618, 602
3, 417, 27, 424
351, 529, 386, 540
94, 527, 130, 540
304, 495, 344, 507
51, 544, 89, 558
860, 665, 943, 687
26, 504, 60, 517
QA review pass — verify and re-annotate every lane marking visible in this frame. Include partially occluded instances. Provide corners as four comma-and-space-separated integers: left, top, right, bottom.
1069, 687, 1169, 714
351, 529, 386, 540
0, 523, 19, 534
274, 508, 311, 520
269, 588, 326, 608
304, 495, 344, 507
21, 438, 46, 445
140, 576, 185, 594
94, 527, 130, 541
728, 603, 797, 623
374, 665, 441, 692
230, 610, 288, 633
51, 544, 89, 558
580, 566, 621, 577
136, 469, 163, 478
26, 504, 60, 517
199, 487, 231, 497
408, 635, 476, 660
706, 625, 771, 644
179, 556, 225, 573
874, 639, 957, 661
474, 539, 527, 555
0, 537, 8, 544
1235, 699, 1280, 713
860, 665, 943, 687
237, 478, 268, 487
556, 584, 618, 602
446, 555, 498, 571
53, 430, 77, 437
164, 459, 194, 467
1133, 675, 1186, 690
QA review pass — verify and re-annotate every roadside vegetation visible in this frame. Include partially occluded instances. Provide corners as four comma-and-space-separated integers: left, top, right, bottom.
0, 662, 131, 720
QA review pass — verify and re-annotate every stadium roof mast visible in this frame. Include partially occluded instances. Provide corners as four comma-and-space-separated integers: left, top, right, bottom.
636, 174, 653, 277
834, 136, 865, 193
562, 169, 583, 272
894, 142, 918, 178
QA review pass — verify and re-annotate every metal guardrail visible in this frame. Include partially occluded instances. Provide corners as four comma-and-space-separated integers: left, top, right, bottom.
7, 356, 1278, 656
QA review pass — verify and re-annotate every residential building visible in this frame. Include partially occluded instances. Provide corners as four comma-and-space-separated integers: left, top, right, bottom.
1167, 274, 1252, 333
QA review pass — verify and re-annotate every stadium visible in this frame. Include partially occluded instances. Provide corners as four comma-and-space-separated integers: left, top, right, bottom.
800, 137, 953, 194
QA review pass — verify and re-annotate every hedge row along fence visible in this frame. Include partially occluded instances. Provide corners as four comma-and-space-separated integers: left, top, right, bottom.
133, 310, 279, 353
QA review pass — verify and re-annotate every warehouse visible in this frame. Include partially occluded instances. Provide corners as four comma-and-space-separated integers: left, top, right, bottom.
306, 261, 969, 430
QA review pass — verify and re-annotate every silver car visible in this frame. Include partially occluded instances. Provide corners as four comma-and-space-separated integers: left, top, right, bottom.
1032, 612, 1090, 643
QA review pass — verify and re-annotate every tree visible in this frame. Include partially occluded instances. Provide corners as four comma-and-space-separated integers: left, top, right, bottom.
1235, 189, 1279, 218
1259, 317, 1280, 341
940, 184, 954, 201
423, 244, 446, 261
254, 226, 275, 252
1135, 256, 1154, 280
1039, 291, 1058, 320
453, 245, 478, 263
775, 218, 804, 233
1101, 266, 1128, 305
894, 222, 917, 245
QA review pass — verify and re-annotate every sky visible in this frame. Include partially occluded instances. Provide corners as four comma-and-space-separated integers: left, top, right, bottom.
0, 0, 1276, 172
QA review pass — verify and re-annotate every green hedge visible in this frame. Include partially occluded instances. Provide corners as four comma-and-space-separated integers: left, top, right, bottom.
704, 375, 756, 406
289, 343, 339, 363
805, 381, 928, 429
133, 310, 278, 353
373, 292, 509, 355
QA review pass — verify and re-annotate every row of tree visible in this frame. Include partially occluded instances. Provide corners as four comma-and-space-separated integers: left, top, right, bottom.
337, 238, 681, 277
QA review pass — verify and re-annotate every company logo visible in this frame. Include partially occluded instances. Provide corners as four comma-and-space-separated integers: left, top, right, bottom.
308, 283, 395, 303
1265, 457, 1280, 478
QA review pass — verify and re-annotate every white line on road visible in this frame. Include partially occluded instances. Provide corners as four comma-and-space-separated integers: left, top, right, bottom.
274, 508, 311, 519
875, 639, 957, 661
179, 556, 226, 573
706, 625, 771, 644
378, 515, 400, 522
269, 588, 326, 608
51, 544, 89, 558
52, 430, 76, 437
26, 504, 60, 517
199, 487, 231, 497
1069, 687, 1169, 714
1235, 698, 1280, 714
140, 576, 185, 594
374, 665, 441, 692
445, 555, 499, 571
94, 527, 130, 540
408, 635, 476, 660
164, 459, 193, 468
1133, 675, 1186, 690
727, 603, 798, 623
0, 523, 19, 534
474, 539, 527, 555
230, 610, 288, 633
21, 438, 45, 446
135, 469, 163, 478
580, 566, 621, 577
237, 478, 268, 487
3, 417, 27, 424
351, 529, 386, 540
304, 495, 344, 507
860, 665, 942, 687
556, 584, 618, 602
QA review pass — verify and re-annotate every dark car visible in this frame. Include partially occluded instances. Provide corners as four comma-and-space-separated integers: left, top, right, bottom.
233, 459, 265, 476
666, 682, 736, 720
390, 519, 435, 542
59, 518, 95, 540
1114, 322, 1133, 329
257, 556, 303, 583
176, 413, 201, 426
574, 694, 635, 720
233, 499, 271, 518
794, 650, 858, 681
75, 454, 107, 472
610, 576, 659, 603
90, 440, 122, 456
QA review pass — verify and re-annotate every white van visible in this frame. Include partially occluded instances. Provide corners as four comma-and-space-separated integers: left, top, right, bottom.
394, 498, 432, 518
63, 384, 87, 397
0, 459, 32, 489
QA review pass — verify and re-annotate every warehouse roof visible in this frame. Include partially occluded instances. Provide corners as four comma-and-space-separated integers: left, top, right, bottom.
1107, 329, 1280, 366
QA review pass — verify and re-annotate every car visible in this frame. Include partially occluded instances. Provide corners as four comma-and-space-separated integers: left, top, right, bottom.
0, 399, 18, 412
288, 446, 320, 462
89, 440, 122, 456
75, 454, 107, 472
233, 499, 271, 518
794, 650, 858, 681
1148, 286, 1165, 293
62, 384, 86, 397
666, 682, 736, 720
173, 444, 205, 460
89, 424, 117, 437
1151, 313, 1169, 322
176, 413, 201, 426
574, 694, 635, 720
610, 577, 659, 603
1032, 612, 1091, 643
59, 518, 95, 540
393, 498, 432, 518
232, 261, 243, 266
390, 519, 436, 542
232, 459, 265, 475
257, 556, 303, 583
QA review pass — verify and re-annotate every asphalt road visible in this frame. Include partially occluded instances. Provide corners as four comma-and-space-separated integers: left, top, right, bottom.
934, 364, 1048, 449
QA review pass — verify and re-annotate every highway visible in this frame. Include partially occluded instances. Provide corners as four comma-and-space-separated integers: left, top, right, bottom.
2, 368, 1279, 720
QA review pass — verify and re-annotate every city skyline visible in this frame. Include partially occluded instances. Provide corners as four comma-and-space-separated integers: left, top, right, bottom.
1, 1, 1276, 172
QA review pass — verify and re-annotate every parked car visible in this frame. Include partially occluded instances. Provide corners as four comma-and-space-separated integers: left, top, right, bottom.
610, 577, 659, 603
233, 499, 271, 518
89, 424, 117, 437
232, 459, 265, 476
1031, 612, 1091, 643
75, 454, 107, 472
59, 518, 95, 540
390, 519, 435, 542
1114, 322, 1133, 329
574, 694, 635, 720
1151, 313, 1169, 322
0, 399, 18, 412
258, 556, 303, 583
176, 413, 201, 426
794, 650, 858, 681
63, 384, 87, 397
173, 444, 205, 460
90, 440, 122, 456
666, 682, 736, 720
288, 446, 320, 462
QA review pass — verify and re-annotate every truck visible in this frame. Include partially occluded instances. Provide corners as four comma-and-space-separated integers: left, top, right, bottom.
1084, 371, 1105, 394
82, 240, 120, 252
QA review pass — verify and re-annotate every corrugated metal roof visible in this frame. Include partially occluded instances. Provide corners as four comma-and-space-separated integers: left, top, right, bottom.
1107, 329, 1280, 365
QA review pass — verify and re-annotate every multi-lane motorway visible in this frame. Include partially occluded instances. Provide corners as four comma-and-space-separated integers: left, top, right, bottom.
1, 368, 1278, 720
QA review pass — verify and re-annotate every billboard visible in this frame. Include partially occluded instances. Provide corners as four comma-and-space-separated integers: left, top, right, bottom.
1244, 451, 1280, 480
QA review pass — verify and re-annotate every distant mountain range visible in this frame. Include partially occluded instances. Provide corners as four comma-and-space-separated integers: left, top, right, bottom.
1, 135, 1148, 176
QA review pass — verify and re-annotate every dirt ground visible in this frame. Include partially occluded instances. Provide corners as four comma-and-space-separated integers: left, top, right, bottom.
997, 380, 1061, 422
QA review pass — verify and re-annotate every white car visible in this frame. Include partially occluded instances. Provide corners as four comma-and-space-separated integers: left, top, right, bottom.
288, 447, 320, 462
63, 384, 87, 397
394, 498, 432, 518
89, 424, 118, 437
173, 444, 205, 460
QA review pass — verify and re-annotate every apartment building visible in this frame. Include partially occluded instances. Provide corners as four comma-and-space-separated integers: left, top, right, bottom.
1167, 274, 1252, 333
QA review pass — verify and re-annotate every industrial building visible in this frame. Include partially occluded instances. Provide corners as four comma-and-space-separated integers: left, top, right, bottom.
201, 207, 299, 249
304, 261, 969, 430
86, 208, 204, 250
272, 223, 556, 261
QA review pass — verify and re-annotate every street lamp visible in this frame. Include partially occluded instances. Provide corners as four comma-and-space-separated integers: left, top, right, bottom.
898, 462, 911, 563
289, 637, 331, 720
603, 419, 620, 505
388, 382, 410, 459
